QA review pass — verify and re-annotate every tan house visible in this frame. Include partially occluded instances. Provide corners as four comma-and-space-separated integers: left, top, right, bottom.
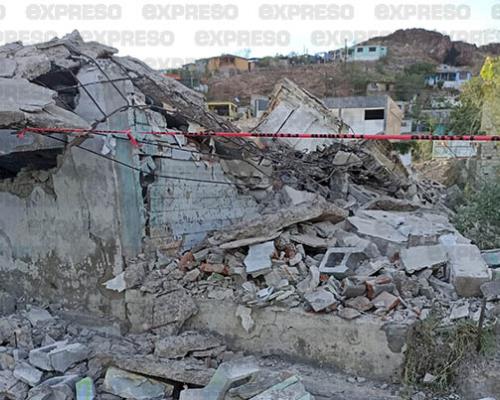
206, 54, 254, 76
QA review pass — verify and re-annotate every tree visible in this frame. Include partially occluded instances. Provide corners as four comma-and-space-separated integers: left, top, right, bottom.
394, 62, 436, 101
448, 77, 484, 135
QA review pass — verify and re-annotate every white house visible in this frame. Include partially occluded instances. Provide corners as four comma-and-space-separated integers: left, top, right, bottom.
323, 95, 403, 135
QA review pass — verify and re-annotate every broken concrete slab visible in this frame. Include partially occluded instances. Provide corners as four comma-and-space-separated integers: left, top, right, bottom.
400, 245, 448, 274
179, 356, 259, 400
283, 186, 319, 206
25, 307, 54, 326
13, 362, 43, 386
0, 58, 16, 78
103, 367, 173, 400
296, 266, 320, 294
447, 245, 492, 297
244, 241, 275, 276
114, 356, 215, 386
304, 289, 336, 312
338, 307, 362, 320
49, 343, 90, 373
154, 331, 222, 359
346, 296, 374, 312
209, 201, 347, 246
249, 375, 312, 400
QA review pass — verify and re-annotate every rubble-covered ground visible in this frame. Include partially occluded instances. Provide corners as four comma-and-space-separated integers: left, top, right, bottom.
0, 33, 499, 400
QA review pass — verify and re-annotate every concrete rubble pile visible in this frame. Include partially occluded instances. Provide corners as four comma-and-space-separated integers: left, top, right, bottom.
156, 192, 495, 328
0, 306, 315, 400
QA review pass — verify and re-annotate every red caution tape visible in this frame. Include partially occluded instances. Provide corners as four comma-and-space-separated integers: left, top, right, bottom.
12, 127, 500, 143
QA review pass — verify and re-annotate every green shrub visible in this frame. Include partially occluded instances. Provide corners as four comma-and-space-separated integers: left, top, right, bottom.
453, 183, 500, 249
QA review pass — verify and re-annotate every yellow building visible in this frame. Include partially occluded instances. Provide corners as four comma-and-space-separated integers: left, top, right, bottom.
206, 55, 254, 76
207, 102, 239, 119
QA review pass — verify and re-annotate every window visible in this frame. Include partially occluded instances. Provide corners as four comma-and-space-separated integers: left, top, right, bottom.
357, 47, 364, 53
369, 47, 377, 52
364, 109, 385, 120
348, 49, 354, 55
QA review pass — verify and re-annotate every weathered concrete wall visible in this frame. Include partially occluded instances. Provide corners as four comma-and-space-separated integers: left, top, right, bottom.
0, 142, 126, 319
148, 156, 260, 249
187, 299, 406, 381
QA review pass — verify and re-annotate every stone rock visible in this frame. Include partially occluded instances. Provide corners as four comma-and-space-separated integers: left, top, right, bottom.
0, 58, 16, 78
283, 186, 318, 206
304, 289, 336, 312
244, 241, 275, 276
447, 245, 492, 297
25, 307, 54, 326
13, 362, 43, 386
103, 273, 126, 293
338, 308, 361, 320
371, 292, 400, 311
49, 343, 90, 373
249, 375, 312, 400
400, 245, 448, 274
296, 266, 320, 294
332, 151, 362, 166
154, 331, 222, 359
290, 234, 332, 249
103, 367, 173, 400
236, 305, 255, 333
0, 291, 16, 316
179, 356, 259, 400
450, 303, 469, 320
0, 370, 29, 399
346, 296, 373, 312
480, 280, 500, 301
32, 375, 80, 399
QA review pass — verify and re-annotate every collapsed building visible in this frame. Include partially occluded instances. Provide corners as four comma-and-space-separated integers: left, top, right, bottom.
0, 32, 499, 400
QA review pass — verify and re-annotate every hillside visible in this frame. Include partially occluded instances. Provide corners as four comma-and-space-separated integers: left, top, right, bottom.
207, 28, 500, 103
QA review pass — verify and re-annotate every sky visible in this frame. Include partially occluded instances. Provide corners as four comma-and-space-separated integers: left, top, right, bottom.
0, 0, 498, 69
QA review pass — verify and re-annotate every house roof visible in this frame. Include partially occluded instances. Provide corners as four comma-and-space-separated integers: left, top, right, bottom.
323, 95, 389, 109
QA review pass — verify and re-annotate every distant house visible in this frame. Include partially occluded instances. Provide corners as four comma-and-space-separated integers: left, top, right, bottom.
331, 45, 388, 62
323, 95, 403, 135
205, 54, 254, 76
366, 80, 395, 94
426, 65, 472, 90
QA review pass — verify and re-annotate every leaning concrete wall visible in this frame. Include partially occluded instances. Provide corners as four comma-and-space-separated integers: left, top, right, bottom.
0, 141, 127, 319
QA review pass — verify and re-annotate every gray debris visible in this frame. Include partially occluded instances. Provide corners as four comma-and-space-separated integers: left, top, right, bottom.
103, 367, 173, 400
154, 331, 222, 359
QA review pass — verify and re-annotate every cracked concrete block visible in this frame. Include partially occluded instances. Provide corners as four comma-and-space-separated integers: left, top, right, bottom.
103, 367, 173, 399
400, 245, 447, 274
25, 307, 54, 326
249, 375, 312, 400
179, 356, 259, 400
236, 305, 255, 333
0, 370, 29, 399
13, 362, 43, 386
49, 343, 90, 373
28, 341, 67, 371
447, 245, 492, 297
319, 247, 365, 277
